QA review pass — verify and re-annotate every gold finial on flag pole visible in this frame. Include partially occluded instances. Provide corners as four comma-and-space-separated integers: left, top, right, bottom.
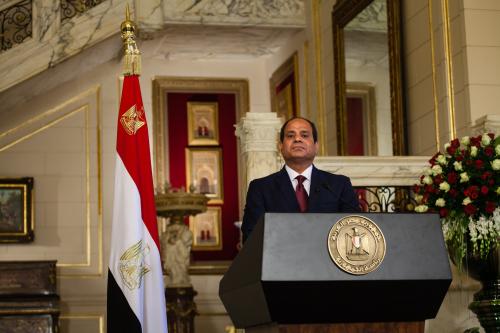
120, 3, 141, 75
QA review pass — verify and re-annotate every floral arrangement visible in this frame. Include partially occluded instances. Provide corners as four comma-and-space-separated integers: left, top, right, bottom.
413, 133, 500, 264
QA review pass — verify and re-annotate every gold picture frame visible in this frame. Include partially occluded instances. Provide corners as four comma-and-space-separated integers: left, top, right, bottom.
186, 147, 223, 204
189, 206, 222, 251
0, 177, 34, 243
187, 102, 219, 146
269, 52, 300, 120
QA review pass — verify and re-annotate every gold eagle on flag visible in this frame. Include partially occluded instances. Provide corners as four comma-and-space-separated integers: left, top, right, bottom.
119, 239, 151, 290
120, 104, 145, 135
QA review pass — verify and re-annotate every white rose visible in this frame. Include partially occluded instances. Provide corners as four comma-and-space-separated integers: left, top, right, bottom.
423, 176, 433, 185
471, 146, 478, 157
415, 194, 423, 203
453, 161, 463, 171
492, 159, 500, 170
481, 134, 492, 146
496, 144, 500, 156
415, 205, 429, 213
435, 198, 446, 207
444, 142, 451, 152
439, 182, 450, 192
460, 172, 469, 183
497, 187, 500, 195
463, 197, 472, 206
423, 166, 432, 176
432, 164, 443, 175
436, 154, 447, 165
461, 136, 470, 145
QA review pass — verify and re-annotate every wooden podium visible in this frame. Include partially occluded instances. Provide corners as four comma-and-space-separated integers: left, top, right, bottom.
219, 213, 452, 333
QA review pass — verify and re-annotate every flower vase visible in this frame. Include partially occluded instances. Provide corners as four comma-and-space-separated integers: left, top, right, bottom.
460, 246, 500, 333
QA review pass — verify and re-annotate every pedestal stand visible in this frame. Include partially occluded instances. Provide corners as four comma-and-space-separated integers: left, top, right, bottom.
165, 287, 198, 333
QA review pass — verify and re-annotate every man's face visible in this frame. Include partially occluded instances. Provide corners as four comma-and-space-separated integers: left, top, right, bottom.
279, 118, 318, 164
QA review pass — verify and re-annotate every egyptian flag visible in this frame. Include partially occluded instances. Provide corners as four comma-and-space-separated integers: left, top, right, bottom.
107, 74, 168, 333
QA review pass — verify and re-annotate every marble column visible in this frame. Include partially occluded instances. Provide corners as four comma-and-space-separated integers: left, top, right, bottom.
235, 112, 283, 188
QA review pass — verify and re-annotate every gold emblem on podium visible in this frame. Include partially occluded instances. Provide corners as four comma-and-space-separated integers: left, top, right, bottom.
327, 215, 386, 275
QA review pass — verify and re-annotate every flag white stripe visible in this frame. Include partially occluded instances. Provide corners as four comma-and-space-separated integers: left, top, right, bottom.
109, 155, 167, 333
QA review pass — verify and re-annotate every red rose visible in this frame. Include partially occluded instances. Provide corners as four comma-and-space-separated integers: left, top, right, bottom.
488, 133, 494, 139
464, 204, 477, 215
434, 175, 443, 185
451, 138, 460, 148
439, 208, 449, 218
466, 159, 473, 166
456, 154, 464, 162
481, 171, 492, 180
489, 179, 495, 186
447, 172, 458, 184
465, 185, 479, 199
486, 201, 497, 214
429, 152, 439, 166
485, 147, 494, 157
446, 146, 457, 155
475, 160, 484, 169
449, 188, 459, 197
425, 185, 435, 194
481, 186, 489, 195
413, 184, 421, 194
470, 136, 481, 147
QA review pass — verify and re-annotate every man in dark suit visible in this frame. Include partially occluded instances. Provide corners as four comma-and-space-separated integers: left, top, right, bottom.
241, 117, 360, 242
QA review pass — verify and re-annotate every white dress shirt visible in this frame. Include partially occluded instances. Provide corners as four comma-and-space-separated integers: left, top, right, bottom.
284, 164, 313, 195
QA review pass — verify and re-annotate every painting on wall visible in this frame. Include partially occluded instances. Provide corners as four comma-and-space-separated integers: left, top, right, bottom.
0, 177, 34, 243
270, 52, 300, 121
186, 147, 223, 204
189, 207, 222, 251
187, 102, 219, 146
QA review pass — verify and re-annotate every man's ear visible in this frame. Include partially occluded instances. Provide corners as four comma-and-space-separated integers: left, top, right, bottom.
314, 141, 319, 154
278, 141, 283, 153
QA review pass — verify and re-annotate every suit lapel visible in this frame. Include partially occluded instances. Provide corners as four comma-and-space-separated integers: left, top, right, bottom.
308, 166, 324, 212
274, 167, 300, 212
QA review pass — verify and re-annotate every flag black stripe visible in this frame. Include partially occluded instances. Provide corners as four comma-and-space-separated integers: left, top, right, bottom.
107, 269, 142, 333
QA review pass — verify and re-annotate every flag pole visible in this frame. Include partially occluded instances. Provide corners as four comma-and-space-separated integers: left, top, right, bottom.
107, 5, 168, 333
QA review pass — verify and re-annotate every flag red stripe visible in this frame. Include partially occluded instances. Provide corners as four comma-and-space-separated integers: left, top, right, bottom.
115, 75, 160, 248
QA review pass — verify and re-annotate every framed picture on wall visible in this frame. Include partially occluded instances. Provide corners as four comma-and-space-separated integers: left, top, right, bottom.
186, 147, 223, 204
189, 207, 222, 251
187, 102, 219, 145
270, 52, 300, 120
0, 177, 34, 243
275, 83, 294, 120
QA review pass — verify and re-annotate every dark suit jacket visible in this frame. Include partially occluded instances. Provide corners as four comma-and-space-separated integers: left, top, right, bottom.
241, 165, 360, 242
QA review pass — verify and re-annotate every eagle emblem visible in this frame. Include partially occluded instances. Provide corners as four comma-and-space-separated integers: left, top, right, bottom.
120, 104, 145, 135
118, 239, 150, 290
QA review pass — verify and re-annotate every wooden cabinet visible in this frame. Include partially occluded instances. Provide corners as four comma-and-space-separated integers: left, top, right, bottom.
0, 261, 60, 333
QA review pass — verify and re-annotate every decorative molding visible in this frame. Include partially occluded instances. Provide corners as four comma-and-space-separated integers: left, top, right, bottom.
470, 114, 500, 135
314, 156, 428, 186
441, 0, 456, 139
0, 86, 103, 278
159, 0, 305, 28
428, 0, 440, 151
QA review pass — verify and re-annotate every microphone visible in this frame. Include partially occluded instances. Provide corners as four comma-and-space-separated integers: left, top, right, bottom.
321, 182, 361, 213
